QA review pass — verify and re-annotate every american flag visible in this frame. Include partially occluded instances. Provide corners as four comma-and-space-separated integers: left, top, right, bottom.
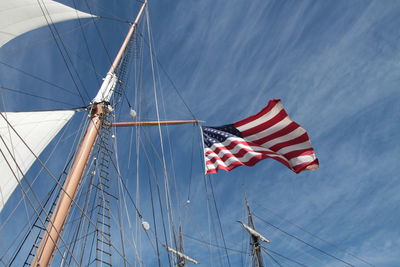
202, 99, 319, 174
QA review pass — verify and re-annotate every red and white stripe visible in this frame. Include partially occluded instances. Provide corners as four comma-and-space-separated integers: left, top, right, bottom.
205, 99, 318, 174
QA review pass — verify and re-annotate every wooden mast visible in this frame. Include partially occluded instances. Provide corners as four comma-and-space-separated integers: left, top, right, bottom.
31, 2, 147, 266
246, 198, 265, 267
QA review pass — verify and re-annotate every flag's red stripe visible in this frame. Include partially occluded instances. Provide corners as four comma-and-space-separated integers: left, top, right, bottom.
269, 132, 311, 152
205, 139, 273, 156
292, 159, 319, 173
205, 144, 289, 167
234, 99, 280, 128
205, 152, 292, 174
252, 121, 300, 146
205, 139, 291, 170
239, 108, 288, 137
283, 148, 315, 160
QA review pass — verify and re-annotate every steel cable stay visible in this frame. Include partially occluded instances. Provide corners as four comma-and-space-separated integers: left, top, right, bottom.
71, 0, 102, 89
135, 123, 189, 259
207, 175, 233, 267
0, 60, 78, 96
201, 172, 225, 267
112, 116, 147, 265
151, 155, 175, 267
185, 230, 310, 267
135, 30, 198, 121
0, 86, 78, 108
145, 8, 181, 258
110, 98, 155, 267
139, 136, 189, 267
184, 233, 247, 255
36, 0, 90, 104
82, 0, 113, 64
115, 178, 145, 265
83, 0, 135, 24
260, 246, 308, 267
146, 161, 163, 267
240, 198, 329, 266
141, 143, 170, 266
252, 213, 355, 267
157, 63, 185, 226
253, 200, 375, 267
88, 124, 166, 264
262, 248, 284, 267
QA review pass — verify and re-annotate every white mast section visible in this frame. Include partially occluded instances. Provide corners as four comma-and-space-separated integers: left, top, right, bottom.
92, 0, 147, 104
0, 110, 75, 212
237, 221, 270, 243
163, 245, 200, 265
0, 0, 95, 48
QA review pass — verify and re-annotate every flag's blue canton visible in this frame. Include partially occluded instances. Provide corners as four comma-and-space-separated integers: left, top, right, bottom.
202, 125, 242, 148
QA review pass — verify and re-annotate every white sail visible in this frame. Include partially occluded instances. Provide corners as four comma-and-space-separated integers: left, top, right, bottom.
0, 0, 95, 48
0, 110, 75, 211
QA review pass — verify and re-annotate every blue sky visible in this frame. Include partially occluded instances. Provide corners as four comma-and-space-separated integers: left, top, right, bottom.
1, 0, 400, 266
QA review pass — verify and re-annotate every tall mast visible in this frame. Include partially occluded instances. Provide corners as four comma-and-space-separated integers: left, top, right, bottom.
31, 2, 147, 266
177, 226, 185, 267
246, 198, 265, 267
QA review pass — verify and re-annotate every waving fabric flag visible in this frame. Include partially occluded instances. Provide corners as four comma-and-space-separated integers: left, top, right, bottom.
202, 99, 319, 174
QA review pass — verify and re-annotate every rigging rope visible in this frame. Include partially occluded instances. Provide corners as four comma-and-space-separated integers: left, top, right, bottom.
253, 201, 375, 267
0, 111, 131, 265
36, 0, 90, 104
253, 213, 355, 267
0, 137, 80, 265
0, 60, 78, 96
0, 86, 78, 107
82, 0, 113, 64
208, 176, 232, 267
4, 126, 77, 265
261, 246, 308, 267
145, 5, 178, 249
71, 0, 102, 88
0, 111, 87, 265
263, 248, 284, 267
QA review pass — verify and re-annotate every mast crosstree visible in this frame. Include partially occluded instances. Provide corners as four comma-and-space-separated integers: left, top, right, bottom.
238, 199, 270, 267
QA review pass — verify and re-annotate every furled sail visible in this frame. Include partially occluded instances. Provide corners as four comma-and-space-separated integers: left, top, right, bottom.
0, 110, 75, 212
0, 0, 95, 48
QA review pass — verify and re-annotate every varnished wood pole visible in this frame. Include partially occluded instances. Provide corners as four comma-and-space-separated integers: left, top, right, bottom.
109, 1, 147, 73
31, 104, 103, 267
31, 2, 147, 266
109, 120, 200, 127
